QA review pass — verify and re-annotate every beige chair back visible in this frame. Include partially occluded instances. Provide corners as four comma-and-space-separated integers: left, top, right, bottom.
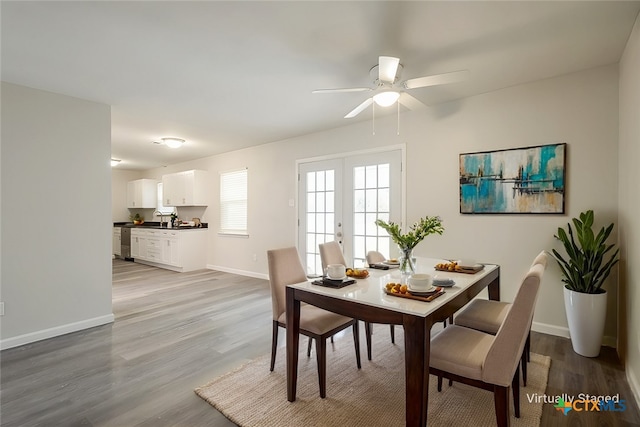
366, 251, 385, 265
530, 250, 548, 269
267, 247, 308, 321
319, 241, 347, 271
482, 263, 544, 386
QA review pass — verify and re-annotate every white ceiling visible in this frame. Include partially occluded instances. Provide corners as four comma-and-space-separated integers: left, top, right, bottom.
2, 1, 639, 170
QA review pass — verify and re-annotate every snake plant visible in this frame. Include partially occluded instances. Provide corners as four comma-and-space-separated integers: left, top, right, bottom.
552, 210, 619, 294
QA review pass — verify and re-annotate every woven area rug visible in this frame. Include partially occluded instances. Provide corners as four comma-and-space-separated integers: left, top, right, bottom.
196, 326, 550, 427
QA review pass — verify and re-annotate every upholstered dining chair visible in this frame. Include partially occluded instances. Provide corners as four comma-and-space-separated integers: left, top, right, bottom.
366, 250, 385, 265
453, 251, 548, 385
267, 247, 362, 398
429, 263, 544, 426
318, 241, 392, 360
318, 241, 348, 271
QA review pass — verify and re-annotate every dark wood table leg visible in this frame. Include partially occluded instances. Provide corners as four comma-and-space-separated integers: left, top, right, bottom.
403, 314, 431, 427
286, 287, 301, 402
487, 266, 501, 301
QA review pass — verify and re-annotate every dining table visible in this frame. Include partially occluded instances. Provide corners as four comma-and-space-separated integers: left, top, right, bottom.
285, 257, 500, 427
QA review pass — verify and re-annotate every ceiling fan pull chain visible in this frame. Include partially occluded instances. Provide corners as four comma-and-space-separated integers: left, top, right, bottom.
372, 102, 376, 136
397, 101, 400, 135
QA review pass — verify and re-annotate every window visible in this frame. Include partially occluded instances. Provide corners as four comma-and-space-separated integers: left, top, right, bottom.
156, 183, 175, 215
220, 168, 248, 235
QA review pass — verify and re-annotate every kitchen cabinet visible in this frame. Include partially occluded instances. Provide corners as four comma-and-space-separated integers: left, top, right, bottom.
160, 230, 180, 266
131, 228, 206, 272
113, 227, 121, 256
127, 179, 158, 209
162, 170, 208, 206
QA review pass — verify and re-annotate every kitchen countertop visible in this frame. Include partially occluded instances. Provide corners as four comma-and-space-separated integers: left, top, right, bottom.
113, 222, 208, 230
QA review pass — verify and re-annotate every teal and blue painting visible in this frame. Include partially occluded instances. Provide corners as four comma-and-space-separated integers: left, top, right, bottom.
460, 143, 565, 214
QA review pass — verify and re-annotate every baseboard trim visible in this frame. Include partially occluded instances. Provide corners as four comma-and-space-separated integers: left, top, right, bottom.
627, 366, 640, 414
206, 264, 269, 280
0, 314, 114, 351
532, 321, 617, 348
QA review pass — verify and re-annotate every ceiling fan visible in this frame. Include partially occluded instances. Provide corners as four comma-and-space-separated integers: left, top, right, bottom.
313, 56, 468, 118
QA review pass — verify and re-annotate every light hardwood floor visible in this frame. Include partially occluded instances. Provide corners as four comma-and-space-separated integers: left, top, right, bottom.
1, 259, 638, 426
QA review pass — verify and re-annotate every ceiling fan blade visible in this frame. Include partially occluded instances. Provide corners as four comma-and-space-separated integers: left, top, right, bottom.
378, 56, 400, 83
403, 70, 469, 89
398, 92, 427, 111
344, 98, 373, 119
312, 87, 372, 94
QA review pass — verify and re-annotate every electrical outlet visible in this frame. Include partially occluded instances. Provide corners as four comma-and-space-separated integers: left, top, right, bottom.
0, 302, 4, 316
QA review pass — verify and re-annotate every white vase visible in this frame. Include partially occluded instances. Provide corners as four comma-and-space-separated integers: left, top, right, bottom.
563, 287, 607, 357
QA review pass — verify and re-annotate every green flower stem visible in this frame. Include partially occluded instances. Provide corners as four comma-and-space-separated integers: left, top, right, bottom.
375, 216, 444, 252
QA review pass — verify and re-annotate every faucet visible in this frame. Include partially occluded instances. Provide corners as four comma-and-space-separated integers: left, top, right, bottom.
154, 211, 165, 227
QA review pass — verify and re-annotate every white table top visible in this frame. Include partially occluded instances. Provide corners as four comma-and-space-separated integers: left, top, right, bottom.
289, 257, 499, 318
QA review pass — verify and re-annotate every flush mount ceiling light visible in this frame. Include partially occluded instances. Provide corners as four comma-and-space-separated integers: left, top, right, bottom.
111, 158, 121, 167
373, 90, 400, 107
161, 137, 185, 148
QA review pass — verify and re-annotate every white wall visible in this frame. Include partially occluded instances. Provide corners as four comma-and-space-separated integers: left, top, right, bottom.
1, 82, 113, 349
619, 12, 640, 406
132, 64, 620, 343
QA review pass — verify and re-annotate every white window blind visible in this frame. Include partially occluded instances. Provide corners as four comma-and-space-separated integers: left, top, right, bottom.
156, 183, 175, 215
220, 168, 248, 235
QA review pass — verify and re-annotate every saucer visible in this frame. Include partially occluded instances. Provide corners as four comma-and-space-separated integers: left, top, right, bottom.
433, 278, 455, 287
408, 285, 437, 296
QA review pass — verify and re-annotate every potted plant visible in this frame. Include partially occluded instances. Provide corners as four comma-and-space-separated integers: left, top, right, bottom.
129, 213, 145, 225
551, 210, 619, 357
375, 216, 444, 274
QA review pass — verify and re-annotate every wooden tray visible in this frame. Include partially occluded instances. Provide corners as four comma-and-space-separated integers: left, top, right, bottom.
434, 264, 484, 274
384, 288, 445, 302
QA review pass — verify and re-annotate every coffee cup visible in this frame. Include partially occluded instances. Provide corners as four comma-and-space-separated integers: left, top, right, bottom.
409, 273, 433, 291
327, 264, 346, 280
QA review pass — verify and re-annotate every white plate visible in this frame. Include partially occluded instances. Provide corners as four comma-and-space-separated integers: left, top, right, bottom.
433, 279, 455, 287
383, 260, 400, 265
408, 285, 437, 295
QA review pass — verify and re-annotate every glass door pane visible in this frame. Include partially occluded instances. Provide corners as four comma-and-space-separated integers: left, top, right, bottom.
298, 159, 343, 275
344, 150, 402, 268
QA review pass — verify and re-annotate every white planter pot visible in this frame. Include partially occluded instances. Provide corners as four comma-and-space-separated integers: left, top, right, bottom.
563, 287, 607, 357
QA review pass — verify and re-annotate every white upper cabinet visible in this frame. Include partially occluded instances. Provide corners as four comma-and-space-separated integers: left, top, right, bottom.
162, 170, 208, 206
127, 179, 158, 209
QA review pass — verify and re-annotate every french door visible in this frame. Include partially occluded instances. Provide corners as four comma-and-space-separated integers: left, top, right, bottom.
298, 149, 403, 275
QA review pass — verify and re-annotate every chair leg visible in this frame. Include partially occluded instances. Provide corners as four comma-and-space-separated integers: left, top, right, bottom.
270, 321, 278, 372
316, 337, 327, 398
364, 322, 373, 361
521, 348, 528, 387
352, 322, 362, 369
437, 375, 443, 392
307, 337, 313, 357
512, 364, 521, 418
493, 385, 510, 427
390, 325, 395, 344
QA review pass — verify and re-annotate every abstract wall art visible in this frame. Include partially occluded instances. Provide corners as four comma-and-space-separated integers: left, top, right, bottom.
459, 143, 566, 214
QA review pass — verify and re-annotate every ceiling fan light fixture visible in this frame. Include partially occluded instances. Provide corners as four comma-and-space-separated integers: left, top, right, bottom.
373, 91, 400, 107
161, 137, 185, 149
